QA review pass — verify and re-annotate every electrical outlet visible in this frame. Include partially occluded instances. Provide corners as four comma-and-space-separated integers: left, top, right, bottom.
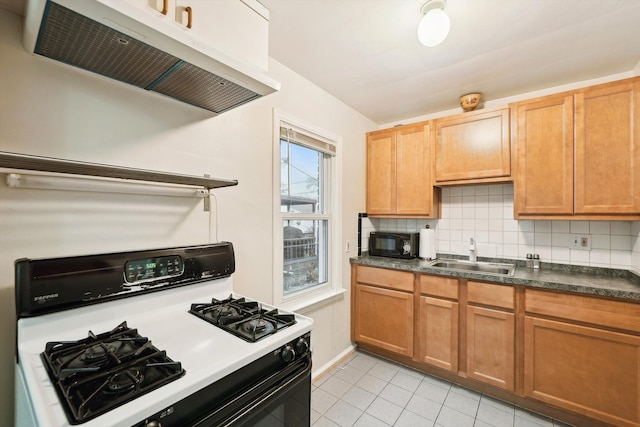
570, 234, 591, 250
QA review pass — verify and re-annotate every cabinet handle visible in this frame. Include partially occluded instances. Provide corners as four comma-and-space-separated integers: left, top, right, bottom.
161, 0, 168, 15
185, 6, 193, 29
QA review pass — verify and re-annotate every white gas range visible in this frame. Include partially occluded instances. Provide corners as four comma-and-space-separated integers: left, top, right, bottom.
15, 242, 313, 427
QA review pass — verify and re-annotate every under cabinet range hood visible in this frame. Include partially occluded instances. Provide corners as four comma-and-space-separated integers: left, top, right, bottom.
23, 0, 281, 114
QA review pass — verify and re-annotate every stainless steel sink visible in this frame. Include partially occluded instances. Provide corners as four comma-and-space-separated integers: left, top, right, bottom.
428, 259, 515, 276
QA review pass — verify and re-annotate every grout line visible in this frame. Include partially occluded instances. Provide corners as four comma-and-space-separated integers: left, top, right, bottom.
313, 350, 574, 427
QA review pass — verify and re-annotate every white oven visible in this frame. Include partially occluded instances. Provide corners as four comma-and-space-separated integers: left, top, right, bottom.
14, 242, 313, 427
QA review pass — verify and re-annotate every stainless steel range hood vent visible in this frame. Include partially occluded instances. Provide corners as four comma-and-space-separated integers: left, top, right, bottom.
23, 0, 280, 114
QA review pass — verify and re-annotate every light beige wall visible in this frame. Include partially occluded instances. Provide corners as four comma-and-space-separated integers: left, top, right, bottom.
0, 8, 372, 426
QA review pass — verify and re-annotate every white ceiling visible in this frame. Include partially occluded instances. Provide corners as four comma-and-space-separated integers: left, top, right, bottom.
261, 0, 640, 124
3, 0, 640, 124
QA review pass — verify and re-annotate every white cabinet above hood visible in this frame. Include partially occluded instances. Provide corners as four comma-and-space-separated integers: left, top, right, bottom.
23, 0, 281, 114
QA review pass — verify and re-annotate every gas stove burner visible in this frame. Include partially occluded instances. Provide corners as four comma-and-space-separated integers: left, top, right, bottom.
189, 296, 297, 342
241, 318, 274, 334
105, 368, 142, 394
40, 321, 185, 424
209, 303, 242, 322
81, 343, 117, 362
216, 305, 237, 317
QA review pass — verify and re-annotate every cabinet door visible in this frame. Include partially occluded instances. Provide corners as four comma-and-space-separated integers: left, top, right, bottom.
467, 306, 515, 391
354, 284, 413, 357
435, 107, 510, 182
575, 78, 640, 214
418, 296, 458, 372
524, 316, 640, 427
366, 129, 396, 214
514, 94, 574, 216
175, 0, 269, 70
396, 124, 431, 215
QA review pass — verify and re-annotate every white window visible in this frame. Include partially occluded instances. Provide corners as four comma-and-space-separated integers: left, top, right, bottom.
273, 111, 343, 309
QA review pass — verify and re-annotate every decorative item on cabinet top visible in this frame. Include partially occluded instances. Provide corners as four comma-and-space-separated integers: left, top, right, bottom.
459, 93, 481, 112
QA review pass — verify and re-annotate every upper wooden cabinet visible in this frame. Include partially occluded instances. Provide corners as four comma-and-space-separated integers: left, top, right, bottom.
513, 77, 640, 219
366, 123, 440, 217
434, 107, 511, 185
575, 80, 640, 214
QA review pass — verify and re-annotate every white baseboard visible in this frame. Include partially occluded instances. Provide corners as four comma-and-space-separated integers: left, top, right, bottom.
312, 343, 357, 381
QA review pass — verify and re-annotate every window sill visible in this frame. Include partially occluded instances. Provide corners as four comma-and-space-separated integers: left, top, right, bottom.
281, 287, 347, 314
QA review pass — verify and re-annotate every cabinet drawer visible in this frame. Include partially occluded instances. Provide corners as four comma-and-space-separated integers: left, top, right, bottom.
467, 281, 514, 309
356, 266, 414, 292
419, 275, 459, 300
526, 289, 640, 333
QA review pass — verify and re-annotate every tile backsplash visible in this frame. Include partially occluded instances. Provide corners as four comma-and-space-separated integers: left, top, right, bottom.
360, 183, 640, 271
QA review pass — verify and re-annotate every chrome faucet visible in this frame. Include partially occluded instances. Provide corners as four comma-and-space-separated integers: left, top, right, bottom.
469, 238, 477, 262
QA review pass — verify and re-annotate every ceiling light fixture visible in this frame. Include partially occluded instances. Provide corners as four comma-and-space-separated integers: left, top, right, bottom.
417, 0, 450, 47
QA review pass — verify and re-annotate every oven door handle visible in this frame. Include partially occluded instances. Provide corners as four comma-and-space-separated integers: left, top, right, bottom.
190, 354, 312, 427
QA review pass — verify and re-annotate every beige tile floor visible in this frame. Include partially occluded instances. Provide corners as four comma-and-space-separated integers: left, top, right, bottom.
311, 350, 573, 427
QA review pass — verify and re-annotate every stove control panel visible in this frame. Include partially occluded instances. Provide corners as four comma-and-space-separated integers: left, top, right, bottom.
278, 333, 311, 363
125, 255, 184, 284
16, 242, 235, 318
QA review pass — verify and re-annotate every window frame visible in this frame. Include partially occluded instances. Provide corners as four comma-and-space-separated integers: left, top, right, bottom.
272, 109, 343, 310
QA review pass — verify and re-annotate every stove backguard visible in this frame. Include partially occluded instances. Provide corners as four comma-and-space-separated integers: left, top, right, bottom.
15, 242, 235, 318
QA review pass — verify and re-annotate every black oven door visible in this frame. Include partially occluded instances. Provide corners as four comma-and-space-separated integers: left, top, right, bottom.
135, 337, 312, 427
192, 354, 311, 427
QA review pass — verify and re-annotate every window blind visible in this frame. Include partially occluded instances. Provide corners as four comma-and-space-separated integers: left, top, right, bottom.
280, 124, 336, 156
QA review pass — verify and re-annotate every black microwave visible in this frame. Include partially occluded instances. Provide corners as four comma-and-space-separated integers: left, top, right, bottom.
368, 232, 419, 259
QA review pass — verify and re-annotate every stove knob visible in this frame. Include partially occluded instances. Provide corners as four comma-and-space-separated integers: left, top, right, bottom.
281, 345, 296, 362
295, 338, 309, 355
145, 421, 161, 427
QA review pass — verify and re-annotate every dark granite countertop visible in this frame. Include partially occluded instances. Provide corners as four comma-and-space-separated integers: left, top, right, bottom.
350, 253, 640, 302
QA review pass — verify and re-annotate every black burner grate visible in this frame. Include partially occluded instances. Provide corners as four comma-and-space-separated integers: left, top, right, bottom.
41, 322, 185, 424
189, 296, 296, 342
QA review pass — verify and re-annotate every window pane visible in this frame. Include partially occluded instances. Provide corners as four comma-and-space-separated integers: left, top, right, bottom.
283, 219, 327, 295
281, 140, 324, 213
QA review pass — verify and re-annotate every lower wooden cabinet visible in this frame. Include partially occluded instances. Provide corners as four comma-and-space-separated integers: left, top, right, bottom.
524, 289, 640, 427
466, 281, 515, 391
417, 274, 459, 371
466, 306, 515, 391
351, 265, 640, 426
418, 296, 459, 371
352, 266, 414, 357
